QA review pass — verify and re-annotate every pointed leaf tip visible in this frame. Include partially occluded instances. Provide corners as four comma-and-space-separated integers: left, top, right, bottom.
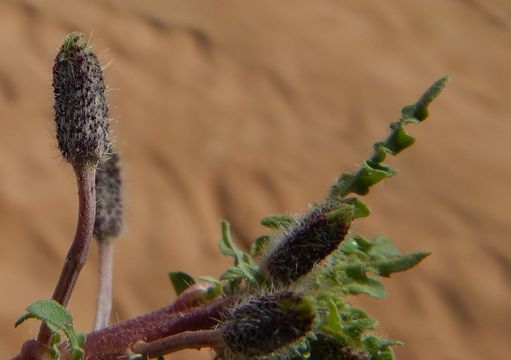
168, 271, 196, 296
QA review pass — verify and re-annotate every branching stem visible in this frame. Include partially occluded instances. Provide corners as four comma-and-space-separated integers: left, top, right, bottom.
75, 296, 232, 359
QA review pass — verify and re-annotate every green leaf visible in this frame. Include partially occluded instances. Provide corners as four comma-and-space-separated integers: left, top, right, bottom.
409, 75, 450, 121
321, 299, 343, 334
384, 123, 415, 155
367, 236, 401, 257
199, 276, 223, 298
260, 214, 294, 229
250, 235, 271, 257
329, 76, 449, 199
168, 271, 196, 296
219, 264, 262, 284
343, 263, 368, 281
16, 300, 85, 360
352, 235, 374, 254
342, 198, 370, 219
345, 277, 387, 299
372, 252, 430, 277
219, 220, 252, 266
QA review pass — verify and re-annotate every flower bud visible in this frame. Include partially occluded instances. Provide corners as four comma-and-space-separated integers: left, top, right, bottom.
53, 32, 109, 168
261, 202, 352, 285
94, 151, 123, 241
222, 291, 314, 357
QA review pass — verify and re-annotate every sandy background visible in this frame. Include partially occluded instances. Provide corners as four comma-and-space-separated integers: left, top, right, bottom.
1, 0, 510, 359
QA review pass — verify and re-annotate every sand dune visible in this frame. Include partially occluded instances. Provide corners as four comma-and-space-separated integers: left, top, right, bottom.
1, 0, 510, 359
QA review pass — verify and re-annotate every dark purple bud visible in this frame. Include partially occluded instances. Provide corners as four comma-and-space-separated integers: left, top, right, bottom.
222, 291, 314, 357
261, 202, 353, 285
53, 32, 109, 168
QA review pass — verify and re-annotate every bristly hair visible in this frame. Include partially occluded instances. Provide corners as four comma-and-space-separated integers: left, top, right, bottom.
260, 201, 353, 286
53, 32, 109, 168
222, 291, 315, 358
94, 150, 123, 241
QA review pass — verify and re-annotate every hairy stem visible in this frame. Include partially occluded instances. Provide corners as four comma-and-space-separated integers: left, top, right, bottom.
93, 238, 114, 330
132, 329, 225, 358
72, 296, 232, 359
37, 164, 96, 346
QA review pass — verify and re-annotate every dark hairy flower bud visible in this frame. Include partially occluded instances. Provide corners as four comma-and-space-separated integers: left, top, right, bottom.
94, 151, 123, 241
222, 291, 315, 357
261, 202, 353, 285
53, 32, 109, 168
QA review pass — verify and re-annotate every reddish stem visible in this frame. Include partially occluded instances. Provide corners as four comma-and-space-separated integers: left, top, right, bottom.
37, 164, 96, 346
132, 329, 225, 358
69, 296, 233, 359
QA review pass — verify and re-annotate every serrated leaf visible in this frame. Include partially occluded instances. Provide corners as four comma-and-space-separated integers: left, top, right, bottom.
260, 214, 294, 229
341, 161, 395, 197
372, 252, 430, 277
385, 123, 415, 155
15, 300, 85, 360
329, 77, 449, 199
168, 271, 196, 296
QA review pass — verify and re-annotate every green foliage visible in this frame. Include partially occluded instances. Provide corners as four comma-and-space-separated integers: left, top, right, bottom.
15, 300, 85, 360
330, 76, 450, 198
204, 77, 448, 359
168, 271, 196, 296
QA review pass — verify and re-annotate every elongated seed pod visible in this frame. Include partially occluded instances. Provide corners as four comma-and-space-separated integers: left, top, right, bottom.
222, 291, 314, 357
53, 32, 109, 168
94, 151, 123, 241
261, 202, 353, 285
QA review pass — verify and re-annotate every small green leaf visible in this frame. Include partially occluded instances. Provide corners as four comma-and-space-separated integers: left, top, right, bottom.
372, 252, 430, 277
199, 276, 223, 298
352, 235, 374, 254
342, 263, 367, 281
410, 75, 450, 121
318, 299, 343, 335
329, 77, 449, 199
260, 214, 294, 229
384, 123, 415, 155
345, 277, 386, 299
219, 220, 252, 266
250, 235, 271, 257
168, 271, 196, 296
345, 198, 370, 219
16, 300, 85, 360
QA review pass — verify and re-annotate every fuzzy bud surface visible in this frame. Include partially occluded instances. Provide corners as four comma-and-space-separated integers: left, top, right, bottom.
53, 32, 109, 167
261, 203, 352, 285
222, 291, 314, 357
94, 152, 123, 241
